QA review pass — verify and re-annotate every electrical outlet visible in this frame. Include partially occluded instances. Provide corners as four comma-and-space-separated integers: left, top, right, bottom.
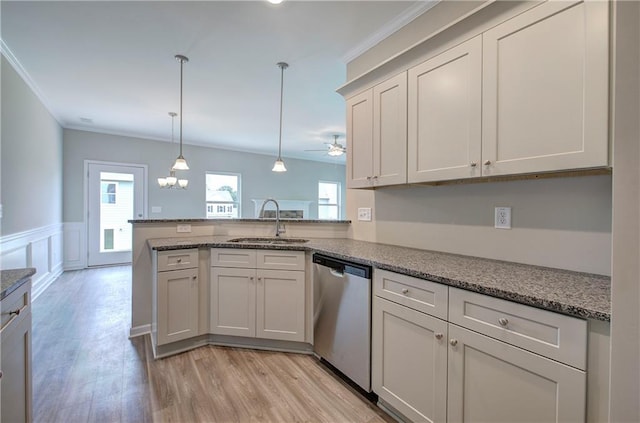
495, 207, 511, 229
176, 224, 192, 233
358, 208, 372, 221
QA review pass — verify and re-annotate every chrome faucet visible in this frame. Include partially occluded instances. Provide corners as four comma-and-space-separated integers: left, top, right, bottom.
258, 198, 284, 237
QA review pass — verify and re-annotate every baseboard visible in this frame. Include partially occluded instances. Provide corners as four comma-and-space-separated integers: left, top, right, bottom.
31, 267, 63, 301
129, 324, 151, 338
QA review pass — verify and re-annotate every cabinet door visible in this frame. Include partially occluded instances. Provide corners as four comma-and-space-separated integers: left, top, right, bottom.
256, 269, 305, 342
482, 0, 609, 176
1, 311, 32, 423
408, 36, 482, 183
372, 297, 447, 423
447, 324, 586, 423
157, 268, 199, 345
210, 267, 256, 337
347, 89, 374, 188
373, 72, 407, 186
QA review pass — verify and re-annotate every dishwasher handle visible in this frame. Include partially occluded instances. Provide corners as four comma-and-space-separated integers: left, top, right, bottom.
313, 253, 371, 279
329, 268, 345, 278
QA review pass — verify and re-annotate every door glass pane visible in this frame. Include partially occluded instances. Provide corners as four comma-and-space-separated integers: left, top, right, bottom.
100, 172, 134, 253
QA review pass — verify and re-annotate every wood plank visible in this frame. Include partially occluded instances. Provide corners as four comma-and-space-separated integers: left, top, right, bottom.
32, 266, 393, 423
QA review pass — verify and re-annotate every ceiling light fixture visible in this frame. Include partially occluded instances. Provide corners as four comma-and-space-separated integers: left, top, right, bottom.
172, 54, 190, 171
272, 62, 288, 172
327, 135, 345, 156
158, 112, 188, 189
267, 0, 284, 4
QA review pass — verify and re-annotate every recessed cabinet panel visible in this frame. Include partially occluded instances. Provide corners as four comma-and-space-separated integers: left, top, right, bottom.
256, 269, 305, 342
482, 0, 609, 176
408, 36, 482, 183
447, 324, 586, 423
347, 90, 374, 188
211, 248, 257, 268
449, 287, 587, 370
372, 297, 447, 423
157, 249, 198, 272
210, 267, 256, 337
157, 267, 199, 345
374, 269, 448, 320
257, 250, 305, 271
373, 72, 407, 186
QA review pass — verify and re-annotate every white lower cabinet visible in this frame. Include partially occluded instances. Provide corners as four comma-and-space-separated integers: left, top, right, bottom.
156, 249, 200, 346
372, 270, 587, 423
372, 296, 447, 423
447, 324, 586, 423
210, 249, 305, 342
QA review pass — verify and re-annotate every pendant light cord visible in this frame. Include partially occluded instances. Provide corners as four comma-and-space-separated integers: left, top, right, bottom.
277, 62, 288, 160
179, 58, 184, 157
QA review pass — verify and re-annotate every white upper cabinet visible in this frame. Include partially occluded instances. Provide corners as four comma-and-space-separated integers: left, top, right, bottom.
346, 90, 374, 188
481, 0, 609, 176
373, 73, 408, 186
408, 36, 482, 183
347, 73, 407, 188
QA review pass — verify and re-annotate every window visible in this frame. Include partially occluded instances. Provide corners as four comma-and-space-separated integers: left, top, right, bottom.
206, 173, 240, 218
318, 181, 341, 220
101, 182, 116, 204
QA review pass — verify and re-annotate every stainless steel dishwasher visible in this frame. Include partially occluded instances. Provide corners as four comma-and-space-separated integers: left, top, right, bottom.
313, 253, 372, 392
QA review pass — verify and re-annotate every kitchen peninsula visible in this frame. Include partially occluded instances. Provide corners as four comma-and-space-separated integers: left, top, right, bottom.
131, 217, 611, 423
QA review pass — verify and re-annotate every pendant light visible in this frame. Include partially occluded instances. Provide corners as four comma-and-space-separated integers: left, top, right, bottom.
272, 62, 288, 172
158, 112, 188, 189
172, 54, 190, 171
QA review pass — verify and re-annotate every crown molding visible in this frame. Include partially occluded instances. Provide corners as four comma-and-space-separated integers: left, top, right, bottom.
0, 38, 64, 125
342, 0, 441, 63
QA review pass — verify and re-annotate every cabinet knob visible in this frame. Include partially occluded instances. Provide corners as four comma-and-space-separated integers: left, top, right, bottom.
435, 333, 443, 340
0, 370, 3, 379
450, 339, 458, 347
250, 276, 254, 281
192, 276, 197, 280
498, 317, 509, 327
372, 175, 378, 180
366, 176, 372, 181
401, 288, 409, 295
470, 162, 477, 167
484, 160, 492, 166
177, 258, 182, 263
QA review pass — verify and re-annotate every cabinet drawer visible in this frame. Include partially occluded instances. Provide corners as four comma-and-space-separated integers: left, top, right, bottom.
449, 287, 587, 370
157, 249, 198, 272
1, 280, 31, 332
257, 250, 305, 271
374, 269, 448, 320
211, 248, 257, 268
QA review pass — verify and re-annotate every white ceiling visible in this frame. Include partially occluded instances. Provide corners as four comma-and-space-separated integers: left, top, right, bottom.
1, 0, 428, 163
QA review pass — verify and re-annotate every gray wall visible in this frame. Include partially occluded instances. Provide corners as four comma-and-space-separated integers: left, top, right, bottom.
1, 56, 63, 236
63, 129, 346, 222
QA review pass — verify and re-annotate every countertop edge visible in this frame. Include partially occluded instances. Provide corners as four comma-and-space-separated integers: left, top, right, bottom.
129, 218, 351, 224
147, 238, 610, 322
1, 268, 36, 300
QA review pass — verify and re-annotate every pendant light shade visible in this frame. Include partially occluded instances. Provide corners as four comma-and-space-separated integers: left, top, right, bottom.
272, 62, 288, 172
172, 54, 190, 171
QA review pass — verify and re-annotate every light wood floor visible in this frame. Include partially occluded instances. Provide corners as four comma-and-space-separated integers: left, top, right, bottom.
32, 266, 393, 423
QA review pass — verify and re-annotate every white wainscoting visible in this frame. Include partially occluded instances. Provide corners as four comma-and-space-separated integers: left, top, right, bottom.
63, 222, 86, 271
0, 223, 64, 300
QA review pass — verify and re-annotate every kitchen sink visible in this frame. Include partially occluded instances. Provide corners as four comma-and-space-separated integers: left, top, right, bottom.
227, 237, 309, 245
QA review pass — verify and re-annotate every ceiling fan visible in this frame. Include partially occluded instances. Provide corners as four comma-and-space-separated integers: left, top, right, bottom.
305, 135, 346, 156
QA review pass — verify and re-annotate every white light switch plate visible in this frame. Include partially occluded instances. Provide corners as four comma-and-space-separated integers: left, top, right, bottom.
358, 208, 372, 221
177, 224, 192, 233
495, 207, 512, 229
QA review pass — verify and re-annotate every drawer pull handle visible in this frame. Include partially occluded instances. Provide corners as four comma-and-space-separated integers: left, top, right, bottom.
498, 318, 509, 327
449, 339, 458, 347
401, 288, 409, 295
8, 309, 21, 317
435, 333, 443, 340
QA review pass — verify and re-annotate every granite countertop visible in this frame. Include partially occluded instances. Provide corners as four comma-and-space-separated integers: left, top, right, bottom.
1, 268, 35, 300
147, 236, 611, 322
129, 218, 351, 224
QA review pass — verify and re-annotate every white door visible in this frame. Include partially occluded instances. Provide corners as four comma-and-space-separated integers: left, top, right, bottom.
87, 162, 146, 266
